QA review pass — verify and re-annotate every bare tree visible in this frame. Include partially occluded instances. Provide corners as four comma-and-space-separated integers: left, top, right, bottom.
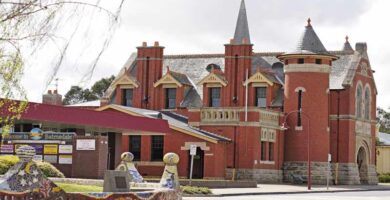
0, 0, 124, 134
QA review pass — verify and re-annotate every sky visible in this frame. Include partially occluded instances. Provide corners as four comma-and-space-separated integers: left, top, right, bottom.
21, 0, 390, 110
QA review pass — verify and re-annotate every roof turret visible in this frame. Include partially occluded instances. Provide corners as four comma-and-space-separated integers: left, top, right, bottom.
342, 35, 354, 51
233, 0, 251, 44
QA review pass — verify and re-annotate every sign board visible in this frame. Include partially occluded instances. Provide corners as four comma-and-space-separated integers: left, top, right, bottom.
103, 170, 131, 193
59, 155, 72, 164
44, 155, 58, 163
32, 155, 43, 161
44, 144, 58, 155
190, 145, 197, 156
0, 144, 14, 153
59, 145, 73, 154
76, 139, 95, 150
328, 154, 332, 162
14, 144, 27, 151
30, 144, 43, 154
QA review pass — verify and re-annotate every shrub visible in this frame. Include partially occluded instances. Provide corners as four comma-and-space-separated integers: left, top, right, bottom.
181, 186, 212, 195
36, 161, 65, 178
0, 155, 64, 178
379, 174, 390, 183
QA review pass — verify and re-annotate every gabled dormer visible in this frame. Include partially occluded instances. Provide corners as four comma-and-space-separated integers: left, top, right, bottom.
113, 74, 139, 107
243, 68, 281, 108
154, 68, 192, 110
197, 66, 227, 107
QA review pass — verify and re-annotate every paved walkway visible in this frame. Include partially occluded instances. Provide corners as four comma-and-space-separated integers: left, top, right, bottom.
208, 183, 390, 196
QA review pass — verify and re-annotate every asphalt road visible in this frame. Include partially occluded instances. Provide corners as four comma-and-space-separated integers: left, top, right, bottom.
184, 190, 390, 200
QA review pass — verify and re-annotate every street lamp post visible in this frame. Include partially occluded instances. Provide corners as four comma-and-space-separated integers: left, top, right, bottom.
281, 109, 311, 190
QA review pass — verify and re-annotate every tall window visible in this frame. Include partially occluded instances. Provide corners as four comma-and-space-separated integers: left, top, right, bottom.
297, 90, 303, 126
209, 87, 221, 107
356, 85, 363, 118
151, 136, 164, 161
364, 87, 370, 120
165, 88, 176, 109
122, 89, 133, 107
268, 143, 274, 161
261, 142, 266, 161
129, 136, 141, 161
255, 87, 267, 108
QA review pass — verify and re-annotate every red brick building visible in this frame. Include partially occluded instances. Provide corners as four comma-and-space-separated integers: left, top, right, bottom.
95, 0, 378, 184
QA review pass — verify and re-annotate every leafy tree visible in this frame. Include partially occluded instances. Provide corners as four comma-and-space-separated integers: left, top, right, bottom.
377, 107, 390, 134
63, 75, 114, 105
0, 1, 124, 134
91, 75, 115, 98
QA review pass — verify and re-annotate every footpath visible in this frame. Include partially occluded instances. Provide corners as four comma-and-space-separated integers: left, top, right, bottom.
200, 183, 390, 197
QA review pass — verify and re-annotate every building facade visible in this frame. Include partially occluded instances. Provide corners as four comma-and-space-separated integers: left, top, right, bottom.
95, 0, 376, 184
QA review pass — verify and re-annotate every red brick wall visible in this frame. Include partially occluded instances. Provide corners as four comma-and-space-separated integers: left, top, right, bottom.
283, 58, 332, 162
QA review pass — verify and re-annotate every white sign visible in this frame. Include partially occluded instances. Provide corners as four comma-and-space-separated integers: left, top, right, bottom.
59, 155, 73, 164
328, 154, 332, 162
59, 145, 73, 154
76, 139, 96, 150
32, 155, 43, 161
190, 145, 197, 156
44, 155, 57, 163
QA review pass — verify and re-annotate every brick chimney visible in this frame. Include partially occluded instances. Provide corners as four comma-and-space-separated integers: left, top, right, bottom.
42, 90, 63, 105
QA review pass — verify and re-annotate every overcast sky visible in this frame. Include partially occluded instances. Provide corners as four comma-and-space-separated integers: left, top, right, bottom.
22, 0, 390, 110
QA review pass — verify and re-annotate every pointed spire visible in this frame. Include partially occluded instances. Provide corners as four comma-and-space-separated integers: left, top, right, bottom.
233, 0, 251, 44
342, 35, 354, 51
295, 18, 329, 54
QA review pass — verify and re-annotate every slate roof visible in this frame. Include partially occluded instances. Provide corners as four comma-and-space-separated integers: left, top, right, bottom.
109, 105, 231, 142
105, 49, 362, 108
168, 70, 192, 86
283, 20, 330, 55
342, 40, 354, 52
234, 0, 251, 44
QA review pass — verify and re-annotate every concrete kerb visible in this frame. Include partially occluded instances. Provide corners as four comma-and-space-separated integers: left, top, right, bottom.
190, 184, 390, 197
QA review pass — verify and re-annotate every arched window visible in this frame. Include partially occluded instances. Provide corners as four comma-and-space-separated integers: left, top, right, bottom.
364, 86, 371, 120
356, 84, 363, 119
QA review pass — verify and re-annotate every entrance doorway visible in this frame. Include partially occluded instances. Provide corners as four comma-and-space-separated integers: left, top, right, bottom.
188, 147, 204, 179
357, 147, 368, 184
107, 132, 116, 170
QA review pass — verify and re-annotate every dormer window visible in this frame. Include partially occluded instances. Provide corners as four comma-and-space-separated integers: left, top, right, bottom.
255, 87, 267, 108
165, 88, 176, 109
209, 87, 221, 107
122, 89, 133, 107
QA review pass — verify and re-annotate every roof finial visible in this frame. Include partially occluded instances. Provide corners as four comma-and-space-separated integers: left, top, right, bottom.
345, 35, 349, 42
307, 18, 311, 27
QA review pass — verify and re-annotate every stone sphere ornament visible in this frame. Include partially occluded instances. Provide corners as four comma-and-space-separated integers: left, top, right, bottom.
163, 152, 179, 165
15, 145, 36, 161
121, 152, 134, 162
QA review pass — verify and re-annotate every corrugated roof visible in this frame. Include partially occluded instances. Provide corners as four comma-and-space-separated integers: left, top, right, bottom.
106, 105, 230, 142
0, 100, 170, 133
379, 132, 390, 146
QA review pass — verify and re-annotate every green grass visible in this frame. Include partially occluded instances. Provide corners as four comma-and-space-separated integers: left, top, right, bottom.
379, 174, 390, 183
181, 185, 212, 195
55, 182, 103, 193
